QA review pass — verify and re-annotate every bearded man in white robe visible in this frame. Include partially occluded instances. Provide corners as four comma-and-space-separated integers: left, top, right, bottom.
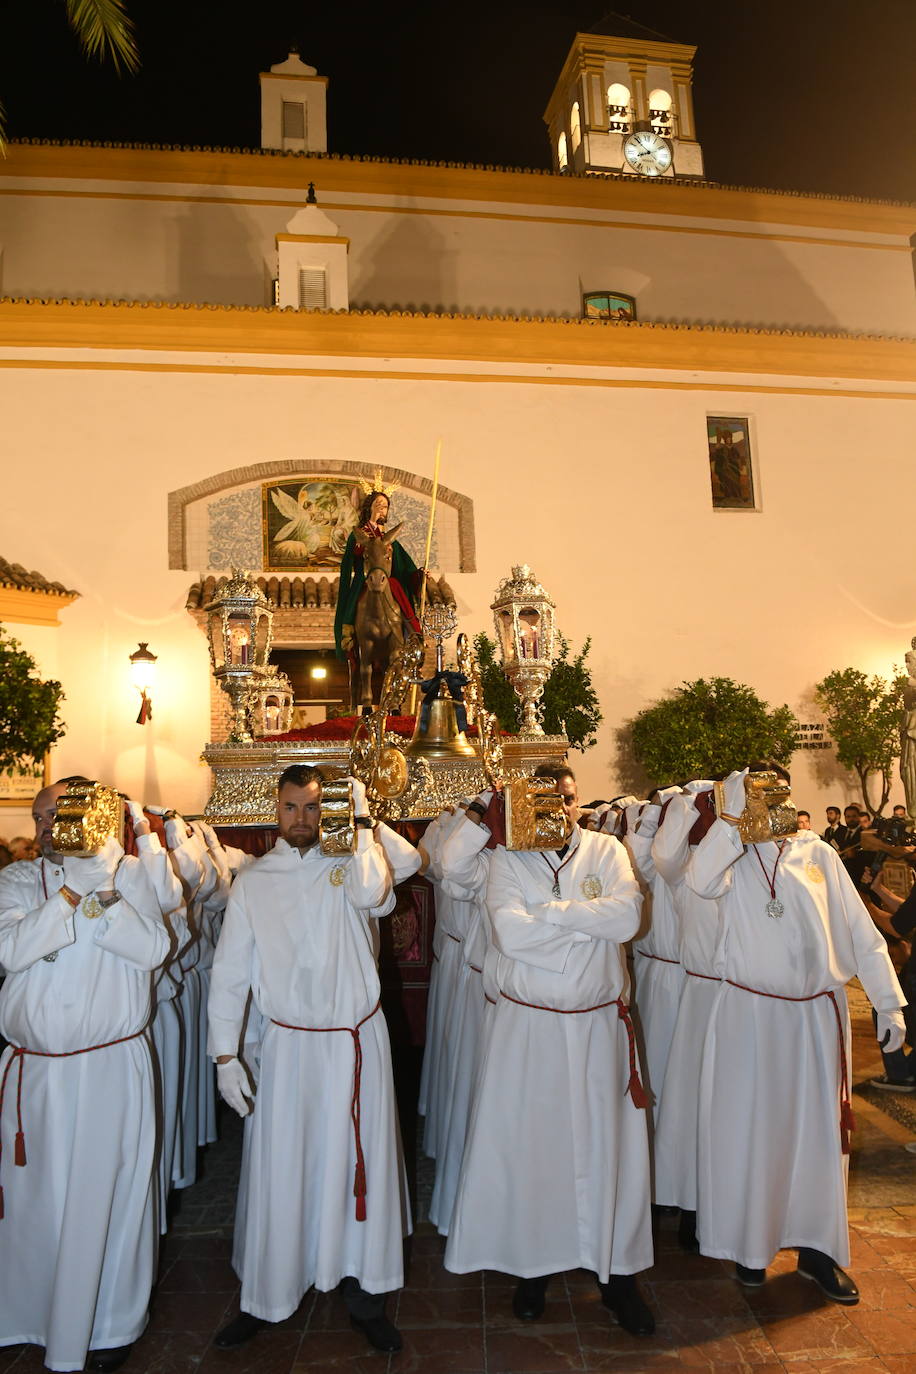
444, 769, 656, 1337
208, 764, 408, 1355
0, 780, 168, 1374
686, 766, 906, 1303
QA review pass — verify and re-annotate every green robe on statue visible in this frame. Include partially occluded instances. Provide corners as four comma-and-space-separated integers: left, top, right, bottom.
334, 523, 423, 661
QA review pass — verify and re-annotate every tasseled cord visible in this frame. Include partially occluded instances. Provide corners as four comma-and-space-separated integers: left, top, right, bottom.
616, 1001, 649, 1109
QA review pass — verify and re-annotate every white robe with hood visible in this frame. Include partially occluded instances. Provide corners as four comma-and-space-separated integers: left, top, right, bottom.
649, 789, 721, 1210
445, 826, 653, 1281
208, 831, 410, 1319
0, 855, 168, 1372
686, 821, 905, 1267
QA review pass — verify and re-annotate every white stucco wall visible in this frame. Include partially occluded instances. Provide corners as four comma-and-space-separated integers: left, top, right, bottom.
1, 181, 913, 336
1, 360, 913, 816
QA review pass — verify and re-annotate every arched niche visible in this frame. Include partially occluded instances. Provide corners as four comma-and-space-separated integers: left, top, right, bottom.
168, 457, 476, 575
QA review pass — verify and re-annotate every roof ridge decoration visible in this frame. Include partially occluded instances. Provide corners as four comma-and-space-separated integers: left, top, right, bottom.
0, 296, 912, 346
5, 138, 913, 211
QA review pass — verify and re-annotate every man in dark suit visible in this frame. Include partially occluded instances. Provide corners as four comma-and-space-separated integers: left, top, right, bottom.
822, 806, 844, 850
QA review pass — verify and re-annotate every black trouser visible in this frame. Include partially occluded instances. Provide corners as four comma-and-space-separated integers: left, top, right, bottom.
340, 1276, 387, 1320
876, 951, 916, 1078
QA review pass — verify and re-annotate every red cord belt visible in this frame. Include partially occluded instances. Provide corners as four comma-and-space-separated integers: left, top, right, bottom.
0, 1029, 145, 1220
499, 991, 647, 1109
271, 1000, 380, 1222
724, 980, 855, 1154
636, 950, 680, 966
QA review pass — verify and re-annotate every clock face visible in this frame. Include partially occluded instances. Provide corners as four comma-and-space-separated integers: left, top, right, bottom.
623, 130, 673, 177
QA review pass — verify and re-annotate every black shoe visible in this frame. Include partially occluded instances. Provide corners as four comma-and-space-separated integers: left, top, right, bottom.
512, 1276, 549, 1321
350, 1314, 403, 1352
869, 1074, 916, 1092
797, 1248, 859, 1305
214, 1312, 268, 1348
677, 1209, 700, 1254
735, 1263, 766, 1287
598, 1276, 655, 1336
87, 1347, 133, 1373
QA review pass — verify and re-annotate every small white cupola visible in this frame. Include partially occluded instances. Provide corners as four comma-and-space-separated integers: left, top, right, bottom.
276, 184, 349, 310
260, 49, 328, 153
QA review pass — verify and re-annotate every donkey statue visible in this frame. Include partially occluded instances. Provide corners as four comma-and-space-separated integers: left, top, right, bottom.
351, 522, 411, 711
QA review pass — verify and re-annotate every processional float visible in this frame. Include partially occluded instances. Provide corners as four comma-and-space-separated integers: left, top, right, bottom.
200, 447, 569, 828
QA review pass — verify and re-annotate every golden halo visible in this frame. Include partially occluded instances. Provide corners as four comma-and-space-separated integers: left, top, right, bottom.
357, 466, 399, 499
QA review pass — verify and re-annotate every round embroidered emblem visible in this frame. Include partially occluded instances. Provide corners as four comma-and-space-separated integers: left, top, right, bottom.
805, 862, 825, 884
581, 874, 602, 900
329, 865, 346, 886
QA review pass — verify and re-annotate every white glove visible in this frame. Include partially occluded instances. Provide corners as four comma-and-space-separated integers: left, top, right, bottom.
722, 769, 749, 820
64, 836, 123, 894
635, 801, 661, 838
165, 815, 191, 850
125, 799, 150, 836
197, 821, 221, 852
347, 776, 369, 818
684, 779, 714, 795
624, 802, 644, 834
586, 803, 610, 831
877, 1009, 907, 1054
216, 1057, 253, 1117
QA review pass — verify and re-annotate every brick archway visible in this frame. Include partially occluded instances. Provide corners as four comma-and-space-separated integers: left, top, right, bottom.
168, 458, 475, 572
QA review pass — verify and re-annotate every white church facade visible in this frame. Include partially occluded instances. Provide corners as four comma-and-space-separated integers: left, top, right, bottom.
0, 29, 914, 826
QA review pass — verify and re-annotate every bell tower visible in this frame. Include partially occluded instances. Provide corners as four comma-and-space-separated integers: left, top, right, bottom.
260, 49, 328, 154
544, 23, 704, 180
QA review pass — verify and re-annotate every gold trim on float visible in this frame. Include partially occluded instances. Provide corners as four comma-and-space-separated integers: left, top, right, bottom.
0, 187, 905, 252
0, 359, 911, 401
0, 300, 913, 383
0, 144, 912, 237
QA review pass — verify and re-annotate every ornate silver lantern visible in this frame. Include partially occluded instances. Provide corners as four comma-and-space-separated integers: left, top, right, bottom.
204, 570, 274, 742
491, 564, 556, 736
248, 668, 294, 738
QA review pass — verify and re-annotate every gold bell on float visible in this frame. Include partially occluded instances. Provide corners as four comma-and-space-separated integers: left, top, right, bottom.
405, 677, 477, 760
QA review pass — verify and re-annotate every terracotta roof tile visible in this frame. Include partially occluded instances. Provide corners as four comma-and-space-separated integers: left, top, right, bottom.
0, 558, 78, 597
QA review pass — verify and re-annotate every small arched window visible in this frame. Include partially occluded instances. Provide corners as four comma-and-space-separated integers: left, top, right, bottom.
557, 131, 568, 171
648, 87, 674, 137
607, 82, 631, 135
570, 101, 581, 151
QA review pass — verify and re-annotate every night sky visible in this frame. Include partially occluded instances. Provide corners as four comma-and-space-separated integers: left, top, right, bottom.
1, 0, 914, 203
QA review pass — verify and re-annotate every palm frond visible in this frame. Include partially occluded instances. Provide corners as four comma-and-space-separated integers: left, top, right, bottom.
64, 0, 140, 74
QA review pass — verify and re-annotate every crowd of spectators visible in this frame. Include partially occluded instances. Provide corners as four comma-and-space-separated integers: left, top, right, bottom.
0, 833, 39, 868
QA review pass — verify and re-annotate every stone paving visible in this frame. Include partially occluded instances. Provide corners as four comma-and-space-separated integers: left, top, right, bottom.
2, 984, 915, 1373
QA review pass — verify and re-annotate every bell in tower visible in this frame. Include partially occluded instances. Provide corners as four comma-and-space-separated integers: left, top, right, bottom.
543, 19, 704, 180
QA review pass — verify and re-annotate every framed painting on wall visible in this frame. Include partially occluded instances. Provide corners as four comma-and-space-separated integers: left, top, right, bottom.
707, 416, 756, 510
583, 291, 637, 321
262, 478, 361, 571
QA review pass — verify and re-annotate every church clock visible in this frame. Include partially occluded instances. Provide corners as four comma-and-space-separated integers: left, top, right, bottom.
623, 129, 673, 177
